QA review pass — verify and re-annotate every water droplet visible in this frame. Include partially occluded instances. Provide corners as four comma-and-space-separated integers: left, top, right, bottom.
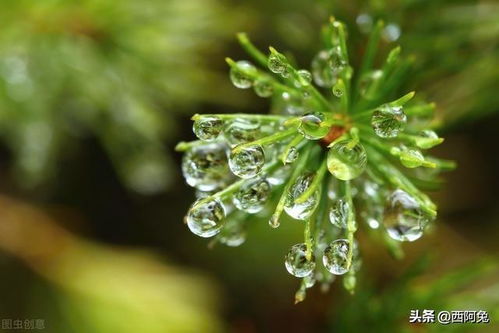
329, 199, 350, 229
285, 243, 316, 278
280, 65, 292, 78
298, 112, 329, 140
284, 147, 299, 164
382, 23, 401, 42
295, 69, 312, 87
322, 239, 350, 275
311, 48, 346, 87
269, 214, 280, 228
383, 189, 433, 242
186, 199, 225, 238
230, 61, 256, 89
356, 13, 373, 34
224, 119, 261, 147
233, 178, 271, 213
284, 172, 320, 220
327, 140, 367, 180
415, 130, 442, 149
303, 274, 316, 288
268, 53, 287, 74
364, 212, 381, 229
229, 145, 265, 179
254, 78, 274, 97
399, 147, 425, 168
332, 85, 343, 97
181, 143, 230, 191
219, 223, 246, 247
371, 104, 407, 138
193, 116, 223, 141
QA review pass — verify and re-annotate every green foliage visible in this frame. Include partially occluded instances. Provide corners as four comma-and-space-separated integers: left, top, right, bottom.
0, 0, 235, 192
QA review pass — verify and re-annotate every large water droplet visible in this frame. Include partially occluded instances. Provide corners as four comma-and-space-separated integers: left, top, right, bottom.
224, 119, 261, 147
383, 189, 433, 242
254, 78, 274, 97
322, 239, 350, 275
295, 69, 312, 87
284, 147, 299, 164
268, 53, 287, 74
285, 243, 316, 278
329, 199, 350, 229
181, 143, 230, 191
193, 116, 223, 141
298, 112, 329, 140
284, 172, 320, 220
327, 140, 367, 180
186, 199, 225, 238
233, 178, 271, 213
371, 105, 407, 138
311, 48, 346, 87
229, 144, 265, 179
230, 61, 256, 89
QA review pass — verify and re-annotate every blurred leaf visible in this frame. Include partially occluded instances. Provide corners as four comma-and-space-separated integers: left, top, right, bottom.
0, 0, 238, 193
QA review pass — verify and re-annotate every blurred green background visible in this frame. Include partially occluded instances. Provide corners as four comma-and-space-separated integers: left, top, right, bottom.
0, 0, 498, 332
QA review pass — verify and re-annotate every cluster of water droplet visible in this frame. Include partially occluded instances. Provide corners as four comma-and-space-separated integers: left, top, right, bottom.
177, 18, 450, 301
311, 48, 347, 88
285, 238, 355, 281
